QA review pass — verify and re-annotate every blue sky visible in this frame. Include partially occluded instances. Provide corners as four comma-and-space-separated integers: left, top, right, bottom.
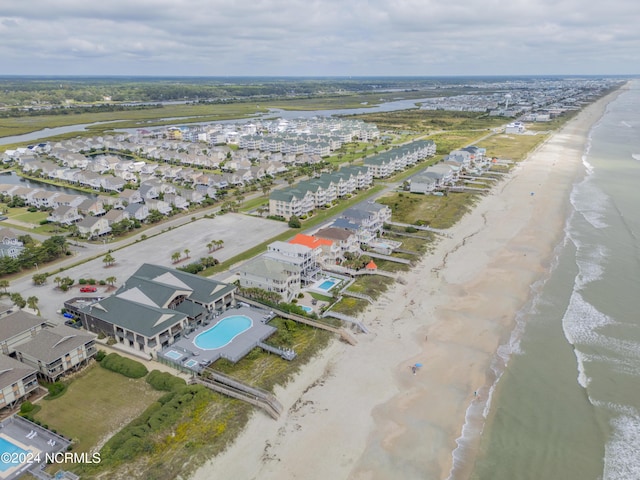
1, 0, 638, 76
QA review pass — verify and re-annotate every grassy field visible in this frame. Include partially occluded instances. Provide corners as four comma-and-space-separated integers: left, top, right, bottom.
368, 258, 411, 272
428, 130, 491, 155
33, 363, 163, 453
4, 207, 48, 224
330, 296, 370, 317
385, 232, 433, 255
353, 109, 506, 134
263, 90, 442, 111
477, 132, 549, 161
0, 204, 69, 235
377, 191, 481, 229
346, 275, 395, 300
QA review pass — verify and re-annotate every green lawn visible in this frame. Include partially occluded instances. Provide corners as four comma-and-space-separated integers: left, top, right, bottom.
353, 110, 505, 133
7, 208, 48, 225
429, 130, 490, 155
34, 363, 163, 453
477, 132, 549, 161
377, 191, 481, 229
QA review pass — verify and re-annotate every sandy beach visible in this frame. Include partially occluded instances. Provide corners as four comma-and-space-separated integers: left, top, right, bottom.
190, 88, 622, 480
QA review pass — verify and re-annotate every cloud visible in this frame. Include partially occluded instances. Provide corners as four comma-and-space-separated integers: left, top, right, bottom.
0, 0, 638, 75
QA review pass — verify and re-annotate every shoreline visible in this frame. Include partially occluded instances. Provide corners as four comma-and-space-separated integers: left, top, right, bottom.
189, 88, 624, 480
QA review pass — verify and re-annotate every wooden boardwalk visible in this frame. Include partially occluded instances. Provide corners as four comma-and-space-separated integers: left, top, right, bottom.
192, 369, 283, 419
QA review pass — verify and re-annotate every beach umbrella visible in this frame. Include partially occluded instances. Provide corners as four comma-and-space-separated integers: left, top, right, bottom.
414, 363, 423, 368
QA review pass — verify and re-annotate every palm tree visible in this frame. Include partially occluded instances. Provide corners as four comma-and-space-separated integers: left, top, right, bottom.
54, 276, 61, 289
0, 279, 9, 294
103, 253, 115, 267
206, 241, 213, 253
9, 293, 26, 308
184, 249, 190, 259
32, 274, 47, 286
106, 276, 117, 288
171, 251, 181, 263
26, 296, 40, 315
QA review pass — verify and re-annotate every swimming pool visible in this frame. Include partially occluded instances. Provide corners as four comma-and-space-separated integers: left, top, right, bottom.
193, 315, 252, 350
300, 305, 313, 313
0, 437, 30, 472
184, 359, 199, 368
316, 277, 339, 292
164, 350, 183, 360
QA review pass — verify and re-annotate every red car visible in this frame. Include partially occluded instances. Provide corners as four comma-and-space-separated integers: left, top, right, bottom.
80, 286, 97, 293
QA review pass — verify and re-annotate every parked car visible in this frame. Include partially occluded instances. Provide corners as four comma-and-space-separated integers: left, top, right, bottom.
80, 286, 97, 293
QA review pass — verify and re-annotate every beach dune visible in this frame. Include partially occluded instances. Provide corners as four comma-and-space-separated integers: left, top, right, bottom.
190, 90, 620, 480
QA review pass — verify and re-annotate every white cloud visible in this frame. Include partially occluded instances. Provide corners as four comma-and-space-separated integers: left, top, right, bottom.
0, 0, 638, 75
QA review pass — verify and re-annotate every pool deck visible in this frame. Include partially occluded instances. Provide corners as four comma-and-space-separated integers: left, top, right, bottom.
0, 415, 71, 480
308, 276, 343, 295
161, 306, 276, 371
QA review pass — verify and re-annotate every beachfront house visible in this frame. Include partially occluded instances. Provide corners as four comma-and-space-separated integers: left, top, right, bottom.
238, 256, 302, 301
66, 264, 237, 355
265, 241, 320, 285
409, 174, 437, 194
423, 164, 457, 188
313, 227, 361, 263
334, 202, 392, 245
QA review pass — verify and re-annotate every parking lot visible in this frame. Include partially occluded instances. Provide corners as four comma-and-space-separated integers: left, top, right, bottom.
13, 213, 289, 322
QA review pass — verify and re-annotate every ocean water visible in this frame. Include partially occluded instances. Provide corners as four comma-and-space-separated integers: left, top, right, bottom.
467, 81, 640, 480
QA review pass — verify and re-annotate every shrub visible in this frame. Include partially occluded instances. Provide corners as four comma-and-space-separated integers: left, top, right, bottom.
100, 385, 211, 464
177, 262, 205, 274
405, 226, 418, 233
87, 278, 96, 285
20, 401, 35, 414
95, 350, 107, 362
45, 381, 67, 400
288, 215, 301, 228
78, 278, 87, 285
100, 353, 148, 378
146, 370, 187, 392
